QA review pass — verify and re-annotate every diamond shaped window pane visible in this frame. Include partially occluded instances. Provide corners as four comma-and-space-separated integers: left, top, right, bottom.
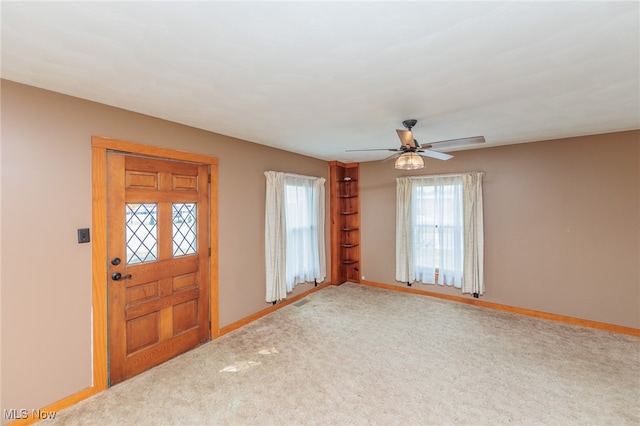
126, 204, 158, 264
173, 203, 197, 257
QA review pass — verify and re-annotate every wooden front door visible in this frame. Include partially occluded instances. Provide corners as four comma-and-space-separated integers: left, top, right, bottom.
107, 153, 210, 384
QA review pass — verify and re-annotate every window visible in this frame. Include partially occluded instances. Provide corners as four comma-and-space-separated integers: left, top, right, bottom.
172, 203, 197, 257
265, 171, 326, 302
412, 177, 464, 286
126, 203, 158, 264
284, 177, 322, 287
396, 172, 485, 295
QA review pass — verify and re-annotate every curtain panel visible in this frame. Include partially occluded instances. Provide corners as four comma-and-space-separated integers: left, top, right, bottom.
462, 173, 484, 295
395, 177, 413, 282
264, 171, 287, 302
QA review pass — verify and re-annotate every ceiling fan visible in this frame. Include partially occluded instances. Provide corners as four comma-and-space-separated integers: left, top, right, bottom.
347, 119, 486, 170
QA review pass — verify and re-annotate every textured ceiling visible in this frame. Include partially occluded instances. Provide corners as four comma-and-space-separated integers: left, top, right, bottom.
2, 1, 639, 162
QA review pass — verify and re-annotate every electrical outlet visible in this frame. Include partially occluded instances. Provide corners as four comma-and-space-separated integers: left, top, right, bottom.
362, 276, 365, 280
77, 228, 90, 243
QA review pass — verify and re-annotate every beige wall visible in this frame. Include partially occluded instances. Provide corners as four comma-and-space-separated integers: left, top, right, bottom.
360, 131, 640, 329
0, 80, 331, 417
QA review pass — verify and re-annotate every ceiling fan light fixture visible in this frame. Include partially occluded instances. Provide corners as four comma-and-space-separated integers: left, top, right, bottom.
395, 152, 424, 170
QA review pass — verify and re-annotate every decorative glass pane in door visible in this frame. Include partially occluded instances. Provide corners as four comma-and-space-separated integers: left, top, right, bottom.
125, 203, 158, 264
173, 203, 197, 256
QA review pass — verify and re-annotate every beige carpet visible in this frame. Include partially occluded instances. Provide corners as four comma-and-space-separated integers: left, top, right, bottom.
49, 283, 639, 425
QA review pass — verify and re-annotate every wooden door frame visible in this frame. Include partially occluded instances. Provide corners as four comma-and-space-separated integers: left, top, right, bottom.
91, 136, 219, 391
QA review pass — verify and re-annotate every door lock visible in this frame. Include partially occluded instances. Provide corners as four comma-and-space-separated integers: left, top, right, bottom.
111, 257, 121, 266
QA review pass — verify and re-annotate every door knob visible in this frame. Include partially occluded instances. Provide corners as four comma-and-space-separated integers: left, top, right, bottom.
111, 272, 132, 281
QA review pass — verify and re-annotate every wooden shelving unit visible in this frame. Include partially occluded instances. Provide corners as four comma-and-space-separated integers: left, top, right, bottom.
329, 161, 360, 284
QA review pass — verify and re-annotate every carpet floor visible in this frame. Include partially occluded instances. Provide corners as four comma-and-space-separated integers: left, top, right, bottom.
48, 283, 639, 425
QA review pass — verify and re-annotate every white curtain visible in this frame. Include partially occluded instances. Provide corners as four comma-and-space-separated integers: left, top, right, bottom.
265, 171, 287, 302
395, 178, 413, 282
396, 173, 484, 295
462, 173, 484, 295
265, 171, 326, 302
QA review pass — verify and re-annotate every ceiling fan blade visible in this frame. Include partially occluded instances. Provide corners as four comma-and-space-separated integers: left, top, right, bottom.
396, 129, 416, 148
345, 148, 400, 152
420, 149, 454, 161
429, 136, 486, 149
381, 152, 402, 163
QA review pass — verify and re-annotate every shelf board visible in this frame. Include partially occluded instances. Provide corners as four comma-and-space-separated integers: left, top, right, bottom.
340, 211, 358, 215
339, 195, 358, 198
340, 244, 359, 248
341, 228, 359, 231
341, 259, 359, 264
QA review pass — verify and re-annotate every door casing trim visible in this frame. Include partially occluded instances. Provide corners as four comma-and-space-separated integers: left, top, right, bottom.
91, 136, 219, 390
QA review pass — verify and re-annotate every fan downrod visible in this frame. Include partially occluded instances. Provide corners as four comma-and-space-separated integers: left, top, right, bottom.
402, 119, 418, 130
